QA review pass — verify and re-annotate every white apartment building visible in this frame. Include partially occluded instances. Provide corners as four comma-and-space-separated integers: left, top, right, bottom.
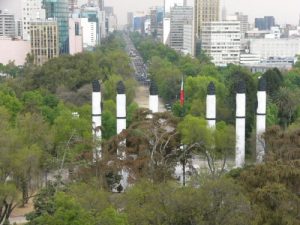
163, 17, 171, 44
107, 14, 117, 33
144, 18, 151, 35
164, 0, 184, 15
0, 0, 45, 40
249, 38, 300, 59
81, 17, 97, 49
170, 6, 194, 55
80, 3, 106, 45
22, 0, 45, 40
0, 12, 15, 37
265, 26, 280, 39
183, 23, 195, 56
240, 53, 261, 65
201, 21, 241, 66
234, 12, 249, 38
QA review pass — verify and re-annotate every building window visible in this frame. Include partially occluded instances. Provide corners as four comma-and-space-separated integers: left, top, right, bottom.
75, 22, 80, 36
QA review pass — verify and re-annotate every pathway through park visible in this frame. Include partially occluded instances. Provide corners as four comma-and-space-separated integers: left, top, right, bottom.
134, 85, 166, 112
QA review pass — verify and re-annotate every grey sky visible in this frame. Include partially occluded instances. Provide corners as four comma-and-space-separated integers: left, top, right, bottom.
105, 0, 300, 26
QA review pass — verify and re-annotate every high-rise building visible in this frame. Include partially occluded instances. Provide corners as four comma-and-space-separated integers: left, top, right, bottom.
235, 12, 248, 38
43, 0, 69, 54
170, 5, 194, 55
104, 7, 113, 16
30, 20, 59, 65
107, 14, 117, 33
22, 0, 46, 40
164, 0, 183, 15
69, 18, 83, 55
249, 38, 300, 59
98, 0, 104, 10
133, 16, 145, 33
81, 17, 97, 49
201, 21, 241, 66
194, 0, 220, 38
80, 3, 106, 47
0, 0, 45, 40
69, 0, 78, 12
149, 7, 164, 40
255, 16, 275, 30
127, 12, 134, 30
105, 7, 117, 33
163, 17, 171, 44
183, 22, 195, 56
0, 11, 15, 38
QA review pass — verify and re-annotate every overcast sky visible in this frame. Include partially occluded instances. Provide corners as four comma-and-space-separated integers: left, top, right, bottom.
104, 0, 300, 26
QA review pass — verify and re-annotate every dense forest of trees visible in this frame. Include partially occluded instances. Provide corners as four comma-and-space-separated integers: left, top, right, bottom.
0, 32, 299, 224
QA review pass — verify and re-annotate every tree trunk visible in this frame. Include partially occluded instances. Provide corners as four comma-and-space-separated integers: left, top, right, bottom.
21, 179, 29, 206
182, 161, 186, 186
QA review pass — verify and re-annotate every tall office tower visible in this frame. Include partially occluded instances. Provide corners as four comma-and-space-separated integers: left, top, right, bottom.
69, 0, 78, 12
80, 3, 105, 49
170, 6, 194, 55
235, 12, 248, 38
98, 0, 104, 10
127, 12, 134, 30
201, 21, 241, 66
43, 0, 69, 54
30, 20, 59, 65
164, 0, 184, 15
105, 7, 117, 33
221, 5, 227, 21
0, 0, 45, 40
104, 7, 113, 16
0, 12, 15, 37
194, 0, 220, 38
255, 16, 275, 30
22, 0, 46, 40
149, 7, 164, 40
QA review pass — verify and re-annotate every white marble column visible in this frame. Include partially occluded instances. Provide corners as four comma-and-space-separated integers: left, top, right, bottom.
149, 81, 159, 113
206, 82, 216, 129
116, 81, 128, 190
92, 80, 102, 160
256, 77, 267, 163
235, 81, 246, 168
116, 81, 126, 136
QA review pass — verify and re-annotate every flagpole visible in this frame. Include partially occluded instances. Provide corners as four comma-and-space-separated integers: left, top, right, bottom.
179, 75, 186, 186
180, 76, 185, 117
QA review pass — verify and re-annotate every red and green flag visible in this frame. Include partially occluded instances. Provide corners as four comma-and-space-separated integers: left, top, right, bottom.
180, 78, 184, 107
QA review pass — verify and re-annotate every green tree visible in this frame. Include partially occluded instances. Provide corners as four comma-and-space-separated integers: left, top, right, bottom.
26, 183, 57, 224
196, 178, 253, 225
283, 68, 300, 90
105, 110, 180, 183
266, 102, 279, 126
184, 76, 230, 120
230, 126, 300, 225
226, 67, 256, 140
178, 116, 235, 176
98, 207, 129, 225
31, 192, 95, 225
274, 87, 300, 128
262, 68, 284, 97
123, 178, 252, 225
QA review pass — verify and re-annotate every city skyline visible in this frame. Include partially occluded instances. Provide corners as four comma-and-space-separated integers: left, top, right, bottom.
105, 0, 300, 26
